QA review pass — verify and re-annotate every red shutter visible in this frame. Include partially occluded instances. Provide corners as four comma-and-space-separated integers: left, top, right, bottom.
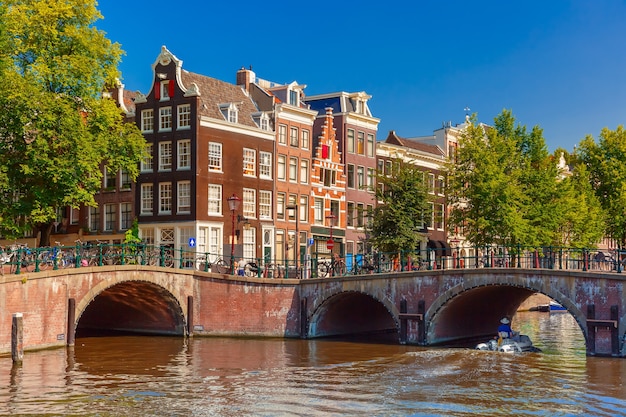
168, 80, 175, 98
322, 145, 329, 159
154, 82, 160, 100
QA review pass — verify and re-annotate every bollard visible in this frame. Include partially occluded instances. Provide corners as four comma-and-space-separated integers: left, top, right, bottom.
12, 313, 23, 364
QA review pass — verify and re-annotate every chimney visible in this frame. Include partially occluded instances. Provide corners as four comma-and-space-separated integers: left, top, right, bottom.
236, 66, 255, 91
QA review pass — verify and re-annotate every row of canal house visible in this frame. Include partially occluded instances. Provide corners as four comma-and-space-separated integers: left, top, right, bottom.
51, 46, 455, 273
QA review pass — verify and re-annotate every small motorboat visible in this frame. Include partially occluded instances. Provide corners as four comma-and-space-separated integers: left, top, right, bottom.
476, 334, 541, 353
529, 301, 566, 312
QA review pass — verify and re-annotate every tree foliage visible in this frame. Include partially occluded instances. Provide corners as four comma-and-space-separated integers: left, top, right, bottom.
368, 159, 432, 253
552, 164, 604, 248
0, 1, 146, 246
447, 110, 601, 248
576, 126, 626, 248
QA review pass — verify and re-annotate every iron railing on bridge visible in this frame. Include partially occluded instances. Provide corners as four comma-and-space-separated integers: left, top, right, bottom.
0, 242, 624, 278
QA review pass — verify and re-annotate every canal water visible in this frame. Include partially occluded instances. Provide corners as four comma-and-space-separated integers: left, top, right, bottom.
1, 311, 625, 416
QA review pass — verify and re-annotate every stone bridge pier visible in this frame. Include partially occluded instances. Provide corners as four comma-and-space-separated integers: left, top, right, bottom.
298, 269, 626, 357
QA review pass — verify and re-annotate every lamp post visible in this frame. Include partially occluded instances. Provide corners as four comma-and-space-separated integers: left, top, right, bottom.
227, 193, 241, 274
287, 204, 299, 278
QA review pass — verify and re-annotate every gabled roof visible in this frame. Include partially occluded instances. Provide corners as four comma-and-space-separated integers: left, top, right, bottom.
180, 70, 260, 129
384, 130, 445, 157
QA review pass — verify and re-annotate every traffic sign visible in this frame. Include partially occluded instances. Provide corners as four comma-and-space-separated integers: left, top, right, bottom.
188, 237, 196, 248
326, 239, 334, 250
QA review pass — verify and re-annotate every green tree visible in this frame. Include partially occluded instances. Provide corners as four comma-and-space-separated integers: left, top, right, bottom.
447, 110, 561, 248
368, 158, 432, 254
0, 0, 146, 246
447, 112, 528, 247
577, 126, 626, 248
553, 164, 604, 248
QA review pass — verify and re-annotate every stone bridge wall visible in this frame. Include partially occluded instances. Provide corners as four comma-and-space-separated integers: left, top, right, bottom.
1, 267, 624, 357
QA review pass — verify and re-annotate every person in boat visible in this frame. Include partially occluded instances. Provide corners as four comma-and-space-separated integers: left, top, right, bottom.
497, 317, 519, 341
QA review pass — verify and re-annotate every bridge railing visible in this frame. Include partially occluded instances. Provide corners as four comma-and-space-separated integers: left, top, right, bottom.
0, 242, 624, 278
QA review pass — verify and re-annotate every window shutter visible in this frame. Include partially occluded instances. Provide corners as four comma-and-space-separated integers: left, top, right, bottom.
154, 82, 160, 100
322, 145, 329, 159
168, 80, 175, 98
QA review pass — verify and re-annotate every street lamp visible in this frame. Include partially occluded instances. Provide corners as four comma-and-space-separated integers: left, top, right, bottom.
227, 193, 241, 274
287, 204, 299, 278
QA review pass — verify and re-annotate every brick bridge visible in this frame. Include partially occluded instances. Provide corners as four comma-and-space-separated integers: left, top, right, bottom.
1, 266, 624, 357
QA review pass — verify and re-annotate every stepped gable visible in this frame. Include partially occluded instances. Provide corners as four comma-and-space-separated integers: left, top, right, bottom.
384, 130, 444, 156
180, 70, 260, 129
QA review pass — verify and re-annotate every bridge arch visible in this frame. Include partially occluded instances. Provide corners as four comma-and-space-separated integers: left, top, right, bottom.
307, 290, 399, 339
74, 271, 188, 337
425, 277, 587, 347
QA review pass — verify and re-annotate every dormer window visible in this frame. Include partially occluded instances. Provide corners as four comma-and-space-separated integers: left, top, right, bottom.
252, 112, 271, 131
219, 103, 238, 123
289, 90, 298, 106
348, 92, 371, 115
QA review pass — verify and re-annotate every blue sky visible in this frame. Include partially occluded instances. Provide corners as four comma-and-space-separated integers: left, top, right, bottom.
97, 1, 626, 152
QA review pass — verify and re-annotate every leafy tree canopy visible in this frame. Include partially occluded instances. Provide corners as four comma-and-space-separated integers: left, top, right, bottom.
368, 159, 433, 254
577, 125, 626, 248
447, 110, 594, 249
0, 1, 146, 246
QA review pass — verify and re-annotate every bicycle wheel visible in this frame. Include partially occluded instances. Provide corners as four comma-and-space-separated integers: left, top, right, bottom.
195, 256, 210, 271
162, 252, 175, 268
318, 262, 330, 278
332, 261, 346, 276
38, 251, 52, 271
214, 258, 229, 274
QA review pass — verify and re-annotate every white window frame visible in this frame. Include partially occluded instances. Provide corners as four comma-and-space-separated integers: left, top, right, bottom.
242, 188, 256, 218
160, 80, 171, 101
159, 182, 172, 214
259, 151, 272, 180
141, 109, 154, 132
243, 148, 256, 177
219, 103, 238, 123
141, 143, 154, 172
208, 184, 222, 215
208, 142, 222, 172
159, 142, 172, 171
177, 181, 191, 214
259, 190, 272, 220
178, 139, 191, 170
159, 106, 172, 131
177, 104, 191, 129
313, 198, 323, 225
301, 129, 310, 150
140, 184, 153, 215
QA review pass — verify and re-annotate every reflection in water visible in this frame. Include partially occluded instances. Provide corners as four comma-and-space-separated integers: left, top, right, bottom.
0, 312, 624, 416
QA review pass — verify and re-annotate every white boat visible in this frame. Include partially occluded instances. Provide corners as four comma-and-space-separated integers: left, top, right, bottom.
475, 334, 541, 353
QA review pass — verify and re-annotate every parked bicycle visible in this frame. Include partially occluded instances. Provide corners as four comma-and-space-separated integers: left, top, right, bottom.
318, 254, 346, 278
